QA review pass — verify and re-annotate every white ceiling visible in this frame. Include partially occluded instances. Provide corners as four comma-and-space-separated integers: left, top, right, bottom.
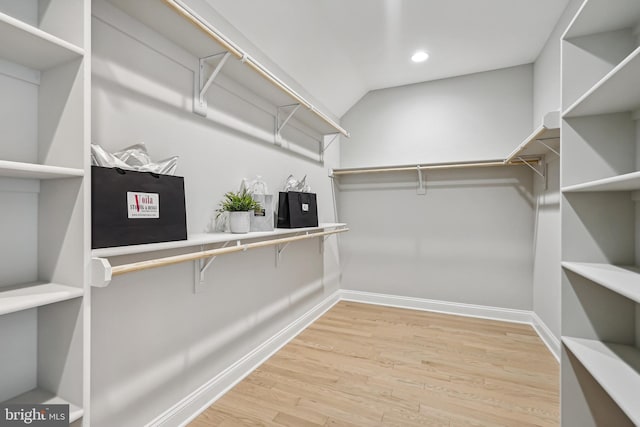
208, 0, 570, 118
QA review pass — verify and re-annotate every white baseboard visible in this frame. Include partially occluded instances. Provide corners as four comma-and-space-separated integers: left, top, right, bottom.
151, 289, 559, 426
341, 290, 561, 361
530, 312, 561, 361
340, 290, 533, 324
147, 291, 341, 427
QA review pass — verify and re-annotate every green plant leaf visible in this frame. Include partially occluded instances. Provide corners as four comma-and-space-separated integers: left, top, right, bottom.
216, 188, 262, 216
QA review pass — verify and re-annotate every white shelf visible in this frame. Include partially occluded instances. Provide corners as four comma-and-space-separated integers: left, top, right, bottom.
563, 337, 640, 424
562, 170, 640, 192
563, 47, 640, 118
0, 283, 84, 316
0, 11, 84, 70
564, 0, 640, 39
105, 0, 346, 137
562, 262, 640, 304
3, 388, 83, 423
92, 223, 347, 258
0, 160, 84, 180
505, 111, 560, 163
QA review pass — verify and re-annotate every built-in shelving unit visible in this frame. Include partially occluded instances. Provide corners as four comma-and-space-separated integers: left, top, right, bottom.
104, 0, 348, 140
0, 0, 89, 424
563, 337, 640, 425
561, 0, 640, 424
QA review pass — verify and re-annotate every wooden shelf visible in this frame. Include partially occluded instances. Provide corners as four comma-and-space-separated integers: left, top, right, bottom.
564, 0, 640, 39
0, 160, 84, 180
505, 111, 560, 163
563, 47, 640, 118
0, 283, 84, 316
0, 11, 84, 71
562, 170, 640, 192
92, 223, 347, 258
3, 388, 83, 423
562, 262, 640, 304
563, 337, 640, 424
105, 0, 346, 137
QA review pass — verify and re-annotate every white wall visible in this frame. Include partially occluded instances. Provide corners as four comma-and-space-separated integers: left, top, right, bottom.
90, 2, 341, 426
339, 65, 536, 310
341, 65, 533, 168
531, 0, 584, 340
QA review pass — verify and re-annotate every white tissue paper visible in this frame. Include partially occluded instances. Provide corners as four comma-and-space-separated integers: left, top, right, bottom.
91, 142, 178, 175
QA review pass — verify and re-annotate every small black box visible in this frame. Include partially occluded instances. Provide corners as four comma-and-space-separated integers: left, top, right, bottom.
92, 166, 187, 249
277, 191, 318, 228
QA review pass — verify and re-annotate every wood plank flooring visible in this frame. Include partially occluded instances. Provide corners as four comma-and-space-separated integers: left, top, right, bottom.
190, 302, 559, 426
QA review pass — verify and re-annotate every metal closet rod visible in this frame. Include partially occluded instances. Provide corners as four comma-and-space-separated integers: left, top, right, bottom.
109, 227, 349, 277
164, 0, 350, 138
332, 158, 540, 176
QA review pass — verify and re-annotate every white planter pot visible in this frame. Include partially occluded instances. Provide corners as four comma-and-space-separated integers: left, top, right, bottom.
229, 211, 251, 234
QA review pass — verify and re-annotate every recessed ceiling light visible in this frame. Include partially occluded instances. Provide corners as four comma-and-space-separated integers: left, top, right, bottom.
411, 51, 429, 63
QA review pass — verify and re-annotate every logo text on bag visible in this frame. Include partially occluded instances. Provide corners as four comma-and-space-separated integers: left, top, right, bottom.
127, 192, 160, 219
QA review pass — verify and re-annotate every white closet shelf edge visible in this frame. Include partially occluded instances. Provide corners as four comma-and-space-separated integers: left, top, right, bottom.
0, 160, 85, 180
0, 283, 84, 316
562, 47, 640, 118
563, 337, 640, 425
0, 11, 84, 70
91, 223, 348, 258
562, 170, 640, 192
562, 262, 640, 304
504, 111, 560, 163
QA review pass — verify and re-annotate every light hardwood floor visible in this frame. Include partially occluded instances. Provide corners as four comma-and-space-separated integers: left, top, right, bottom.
190, 301, 559, 426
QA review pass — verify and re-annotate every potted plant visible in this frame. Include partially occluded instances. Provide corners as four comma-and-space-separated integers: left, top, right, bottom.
217, 189, 262, 234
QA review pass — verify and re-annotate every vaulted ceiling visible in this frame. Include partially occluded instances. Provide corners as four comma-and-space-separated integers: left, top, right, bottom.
207, 0, 571, 117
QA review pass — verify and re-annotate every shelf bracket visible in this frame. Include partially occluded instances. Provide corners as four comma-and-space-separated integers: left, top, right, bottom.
321, 133, 340, 154
536, 139, 560, 157
275, 231, 307, 267
518, 156, 548, 190
194, 241, 231, 292
275, 103, 301, 144
320, 133, 340, 163
417, 166, 426, 195
194, 51, 231, 117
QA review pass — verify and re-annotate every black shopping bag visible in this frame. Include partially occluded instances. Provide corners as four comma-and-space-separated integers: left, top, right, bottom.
92, 166, 187, 249
277, 191, 318, 228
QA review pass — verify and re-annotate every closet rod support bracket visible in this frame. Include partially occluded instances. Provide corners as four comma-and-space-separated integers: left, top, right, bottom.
417, 166, 426, 195
275, 231, 307, 266
536, 139, 560, 157
275, 103, 302, 144
518, 156, 548, 190
194, 241, 231, 292
194, 51, 231, 117
91, 257, 112, 288
321, 133, 340, 154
